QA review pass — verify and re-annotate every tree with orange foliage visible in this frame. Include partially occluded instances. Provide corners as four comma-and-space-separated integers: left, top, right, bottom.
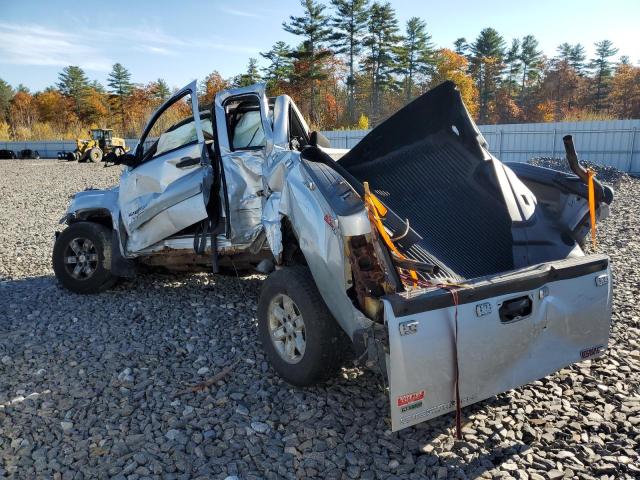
9, 90, 37, 132
123, 85, 156, 137
83, 87, 109, 126
199, 71, 229, 107
430, 49, 479, 118
608, 63, 640, 119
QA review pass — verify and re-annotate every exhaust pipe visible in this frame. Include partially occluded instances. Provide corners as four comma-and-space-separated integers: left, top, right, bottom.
563, 135, 613, 204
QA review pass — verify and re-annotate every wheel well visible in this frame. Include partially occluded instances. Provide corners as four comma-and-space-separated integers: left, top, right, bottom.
71, 210, 113, 230
281, 217, 307, 266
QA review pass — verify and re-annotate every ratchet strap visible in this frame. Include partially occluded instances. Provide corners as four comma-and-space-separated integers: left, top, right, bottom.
587, 168, 597, 250
362, 181, 465, 439
362, 182, 419, 286
447, 286, 463, 440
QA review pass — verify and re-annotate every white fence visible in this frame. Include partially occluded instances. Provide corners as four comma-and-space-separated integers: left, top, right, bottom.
322, 119, 640, 174
2, 119, 639, 174
0, 139, 141, 158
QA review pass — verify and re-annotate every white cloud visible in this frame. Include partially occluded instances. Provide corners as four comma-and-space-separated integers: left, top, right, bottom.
137, 45, 176, 56
0, 21, 261, 72
218, 6, 259, 18
0, 23, 112, 71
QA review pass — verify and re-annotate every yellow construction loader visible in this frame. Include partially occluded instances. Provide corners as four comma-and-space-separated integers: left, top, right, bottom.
65, 129, 129, 163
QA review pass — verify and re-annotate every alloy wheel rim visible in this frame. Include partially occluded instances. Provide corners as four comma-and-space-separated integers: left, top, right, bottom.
63, 237, 99, 280
268, 293, 306, 364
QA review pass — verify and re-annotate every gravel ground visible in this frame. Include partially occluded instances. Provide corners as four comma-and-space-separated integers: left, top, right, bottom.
0, 159, 638, 479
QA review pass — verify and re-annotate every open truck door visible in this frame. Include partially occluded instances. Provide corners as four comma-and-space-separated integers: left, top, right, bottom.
118, 81, 213, 252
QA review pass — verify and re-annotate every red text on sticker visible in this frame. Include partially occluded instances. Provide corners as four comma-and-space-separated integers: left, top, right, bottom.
397, 390, 425, 407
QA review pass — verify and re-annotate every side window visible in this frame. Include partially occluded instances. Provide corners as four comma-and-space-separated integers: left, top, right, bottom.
225, 96, 266, 150
289, 106, 309, 150
142, 93, 197, 161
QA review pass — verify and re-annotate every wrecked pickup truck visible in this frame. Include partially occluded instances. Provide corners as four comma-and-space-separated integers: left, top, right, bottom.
53, 80, 614, 431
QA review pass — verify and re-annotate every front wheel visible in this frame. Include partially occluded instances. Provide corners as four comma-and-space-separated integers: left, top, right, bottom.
52, 222, 118, 294
88, 148, 103, 163
257, 266, 348, 386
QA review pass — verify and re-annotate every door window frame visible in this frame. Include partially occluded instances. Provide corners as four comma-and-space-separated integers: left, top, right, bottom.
134, 81, 208, 167
223, 94, 267, 152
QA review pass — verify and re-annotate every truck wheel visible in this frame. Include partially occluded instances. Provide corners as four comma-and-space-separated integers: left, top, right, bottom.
257, 266, 347, 386
52, 222, 118, 294
88, 148, 103, 163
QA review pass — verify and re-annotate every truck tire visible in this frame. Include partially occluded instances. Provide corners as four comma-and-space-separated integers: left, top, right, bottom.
88, 148, 103, 163
52, 222, 118, 294
257, 266, 347, 386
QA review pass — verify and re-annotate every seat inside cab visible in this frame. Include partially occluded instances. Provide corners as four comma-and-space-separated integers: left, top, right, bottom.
224, 97, 269, 150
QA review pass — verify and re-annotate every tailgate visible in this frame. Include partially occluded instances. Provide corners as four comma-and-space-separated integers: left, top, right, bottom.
384, 254, 612, 431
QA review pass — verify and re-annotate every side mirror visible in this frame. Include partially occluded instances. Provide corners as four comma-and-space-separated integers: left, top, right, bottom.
309, 131, 331, 149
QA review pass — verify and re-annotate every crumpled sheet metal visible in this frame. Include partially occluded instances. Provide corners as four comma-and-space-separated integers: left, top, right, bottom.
265, 159, 372, 337
261, 148, 299, 261
219, 149, 266, 245
214, 84, 275, 245
117, 142, 211, 252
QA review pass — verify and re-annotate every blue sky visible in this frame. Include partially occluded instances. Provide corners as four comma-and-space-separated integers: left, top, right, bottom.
1, 0, 638, 91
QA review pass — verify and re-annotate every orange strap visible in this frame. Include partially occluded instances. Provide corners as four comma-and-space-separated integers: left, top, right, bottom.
587, 169, 597, 250
362, 183, 465, 438
362, 182, 418, 286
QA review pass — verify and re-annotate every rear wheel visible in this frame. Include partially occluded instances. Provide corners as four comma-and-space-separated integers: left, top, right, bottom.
257, 266, 348, 386
52, 222, 118, 293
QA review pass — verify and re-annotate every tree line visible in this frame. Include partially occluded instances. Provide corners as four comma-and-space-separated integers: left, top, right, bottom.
1, 0, 639, 141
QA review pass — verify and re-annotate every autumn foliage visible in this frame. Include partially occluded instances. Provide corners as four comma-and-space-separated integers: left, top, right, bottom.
0, 1, 638, 142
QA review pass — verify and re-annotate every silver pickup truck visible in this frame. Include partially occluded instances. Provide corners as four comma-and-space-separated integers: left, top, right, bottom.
53, 80, 614, 431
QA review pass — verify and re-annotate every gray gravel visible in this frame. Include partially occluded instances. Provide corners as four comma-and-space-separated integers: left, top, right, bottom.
0, 159, 638, 479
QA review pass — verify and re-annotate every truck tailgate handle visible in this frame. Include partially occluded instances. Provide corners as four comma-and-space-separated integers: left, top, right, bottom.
176, 157, 200, 168
499, 296, 532, 323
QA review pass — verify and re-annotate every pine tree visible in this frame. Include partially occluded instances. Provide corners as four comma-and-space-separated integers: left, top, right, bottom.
153, 79, 171, 103
362, 1, 401, 123
470, 28, 506, 122
453, 38, 469, 56
0, 79, 14, 122
519, 35, 542, 89
505, 39, 521, 96
107, 63, 133, 132
57, 66, 90, 118
283, 0, 333, 123
235, 58, 262, 87
237, 57, 261, 87
569, 44, 587, 75
557, 43, 572, 63
260, 41, 294, 92
329, 0, 369, 124
557, 43, 586, 75
90, 80, 106, 94
590, 40, 619, 111
397, 17, 435, 101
